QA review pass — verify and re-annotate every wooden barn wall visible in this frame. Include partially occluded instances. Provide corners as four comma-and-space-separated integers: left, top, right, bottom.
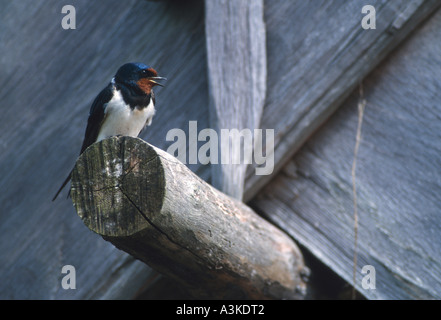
0, 0, 208, 299
252, 8, 441, 299
0, 0, 439, 300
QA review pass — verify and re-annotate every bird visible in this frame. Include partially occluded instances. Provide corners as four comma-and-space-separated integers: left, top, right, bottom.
52, 62, 166, 201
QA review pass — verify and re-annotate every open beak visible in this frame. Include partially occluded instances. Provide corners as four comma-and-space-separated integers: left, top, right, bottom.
148, 76, 167, 87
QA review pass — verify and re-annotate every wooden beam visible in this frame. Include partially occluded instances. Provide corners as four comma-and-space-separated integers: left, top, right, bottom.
243, 0, 441, 201
205, 0, 267, 200
252, 7, 441, 299
71, 136, 307, 299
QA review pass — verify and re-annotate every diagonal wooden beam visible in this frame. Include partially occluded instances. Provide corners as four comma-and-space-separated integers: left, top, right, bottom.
243, 0, 441, 201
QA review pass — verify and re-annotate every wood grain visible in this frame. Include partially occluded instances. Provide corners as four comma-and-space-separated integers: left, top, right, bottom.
71, 136, 307, 299
205, 0, 267, 200
252, 8, 441, 299
243, 0, 441, 201
0, 0, 208, 299
1, 0, 439, 299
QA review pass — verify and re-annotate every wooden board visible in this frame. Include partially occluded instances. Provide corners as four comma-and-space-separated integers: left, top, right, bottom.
205, 0, 266, 199
251, 8, 441, 299
0, 0, 208, 299
243, 0, 441, 201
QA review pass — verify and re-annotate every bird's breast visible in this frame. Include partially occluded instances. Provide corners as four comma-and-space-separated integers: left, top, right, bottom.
96, 89, 155, 142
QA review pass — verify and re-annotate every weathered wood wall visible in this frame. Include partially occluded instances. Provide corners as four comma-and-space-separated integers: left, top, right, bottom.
244, 0, 441, 201
0, 0, 209, 299
253, 8, 441, 299
0, 0, 440, 299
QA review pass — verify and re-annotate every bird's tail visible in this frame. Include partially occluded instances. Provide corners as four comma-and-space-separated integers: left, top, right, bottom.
52, 170, 72, 201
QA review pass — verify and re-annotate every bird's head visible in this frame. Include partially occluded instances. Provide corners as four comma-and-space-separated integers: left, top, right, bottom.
114, 62, 166, 95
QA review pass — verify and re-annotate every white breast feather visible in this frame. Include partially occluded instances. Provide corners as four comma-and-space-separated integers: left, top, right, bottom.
96, 88, 155, 142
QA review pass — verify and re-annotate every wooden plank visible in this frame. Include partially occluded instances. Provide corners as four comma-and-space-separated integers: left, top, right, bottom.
0, 0, 208, 299
205, 0, 266, 199
71, 136, 307, 299
243, 0, 441, 201
251, 8, 441, 299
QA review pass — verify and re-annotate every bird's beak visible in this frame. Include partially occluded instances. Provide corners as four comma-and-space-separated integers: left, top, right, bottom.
148, 77, 167, 87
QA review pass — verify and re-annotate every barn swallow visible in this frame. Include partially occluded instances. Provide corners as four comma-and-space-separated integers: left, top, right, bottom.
52, 62, 165, 201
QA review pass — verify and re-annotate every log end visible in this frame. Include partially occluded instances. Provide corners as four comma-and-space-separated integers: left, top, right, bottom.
71, 136, 165, 237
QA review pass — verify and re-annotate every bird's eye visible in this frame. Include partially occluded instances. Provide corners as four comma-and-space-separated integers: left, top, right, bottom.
141, 69, 147, 74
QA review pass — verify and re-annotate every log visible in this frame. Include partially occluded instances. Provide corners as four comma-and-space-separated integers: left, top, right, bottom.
70, 136, 307, 299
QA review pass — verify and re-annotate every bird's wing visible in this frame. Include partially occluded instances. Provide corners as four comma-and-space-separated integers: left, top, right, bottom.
79, 84, 113, 154
53, 84, 114, 201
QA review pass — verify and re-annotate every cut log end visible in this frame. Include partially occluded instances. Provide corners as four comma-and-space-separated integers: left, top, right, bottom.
71, 136, 307, 299
71, 136, 164, 237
